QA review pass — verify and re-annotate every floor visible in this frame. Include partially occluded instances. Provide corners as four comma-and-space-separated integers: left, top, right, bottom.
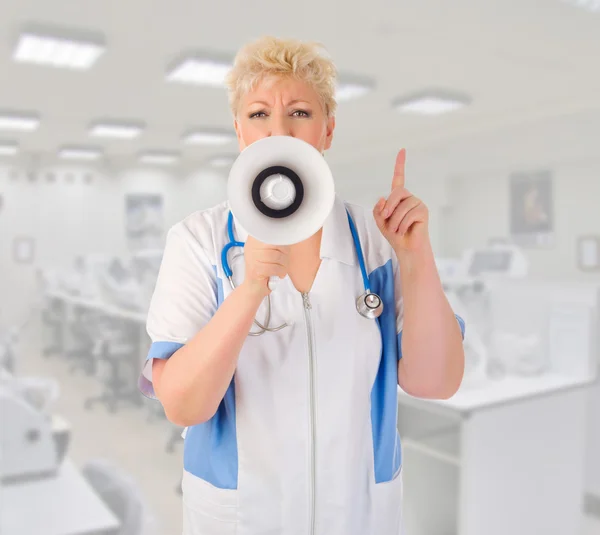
10, 320, 600, 535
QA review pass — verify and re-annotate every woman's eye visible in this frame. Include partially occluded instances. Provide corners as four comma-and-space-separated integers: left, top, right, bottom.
292, 110, 310, 117
249, 111, 266, 118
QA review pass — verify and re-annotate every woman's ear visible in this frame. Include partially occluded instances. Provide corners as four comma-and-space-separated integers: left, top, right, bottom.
233, 118, 245, 150
324, 115, 335, 151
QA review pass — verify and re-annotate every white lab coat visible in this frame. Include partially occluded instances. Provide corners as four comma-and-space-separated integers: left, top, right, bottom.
139, 194, 464, 535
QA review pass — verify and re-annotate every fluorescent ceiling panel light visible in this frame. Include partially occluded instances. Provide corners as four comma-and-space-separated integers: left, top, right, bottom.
336, 83, 372, 101
561, 0, 600, 12
183, 129, 236, 145
89, 121, 144, 139
139, 151, 180, 165
58, 146, 102, 160
0, 112, 40, 131
209, 155, 237, 168
166, 52, 233, 86
336, 75, 376, 102
13, 27, 105, 70
392, 90, 471, 115
0, 142, 19, 156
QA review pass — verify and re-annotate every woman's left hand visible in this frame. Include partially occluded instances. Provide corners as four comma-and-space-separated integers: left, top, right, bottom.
373, 148, 430, 253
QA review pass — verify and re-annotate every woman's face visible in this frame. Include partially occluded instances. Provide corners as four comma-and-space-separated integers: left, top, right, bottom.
234, 76, 335, 153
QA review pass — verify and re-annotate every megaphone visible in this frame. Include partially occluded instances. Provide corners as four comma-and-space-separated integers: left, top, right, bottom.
227, 136, 335, 247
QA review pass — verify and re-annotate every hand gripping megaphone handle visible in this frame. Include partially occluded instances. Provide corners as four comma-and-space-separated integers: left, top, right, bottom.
268, 276, 280, 291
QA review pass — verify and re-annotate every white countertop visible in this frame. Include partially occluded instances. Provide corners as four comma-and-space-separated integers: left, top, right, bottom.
0, 458, 120, 535
398, 372, 596, 415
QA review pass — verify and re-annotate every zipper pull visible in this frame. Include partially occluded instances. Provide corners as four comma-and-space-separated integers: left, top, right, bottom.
302, 292, 312, 310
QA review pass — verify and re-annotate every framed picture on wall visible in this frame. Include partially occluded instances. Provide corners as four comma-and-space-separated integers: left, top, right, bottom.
13, 236, 35, 264
509, 170, 554, 247
125, 193, 164, 251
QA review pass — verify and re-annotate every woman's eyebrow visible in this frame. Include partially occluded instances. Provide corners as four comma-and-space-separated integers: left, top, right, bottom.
247, 99, 312, 107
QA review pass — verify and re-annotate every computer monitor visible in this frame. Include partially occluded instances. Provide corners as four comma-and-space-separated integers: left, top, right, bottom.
468, 250, 513, 276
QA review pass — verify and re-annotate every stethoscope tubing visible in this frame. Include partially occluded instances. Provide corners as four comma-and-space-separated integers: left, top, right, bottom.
222, 209, 383, 335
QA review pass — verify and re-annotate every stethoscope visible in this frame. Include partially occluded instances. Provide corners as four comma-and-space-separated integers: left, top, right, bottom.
221, 209, 384, 336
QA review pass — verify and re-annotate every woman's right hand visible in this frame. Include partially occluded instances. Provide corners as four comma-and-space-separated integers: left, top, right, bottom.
241, 236, 290, 297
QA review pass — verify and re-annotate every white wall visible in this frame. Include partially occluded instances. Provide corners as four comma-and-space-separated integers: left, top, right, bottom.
330, 154, 450, 255
0, 164, 228, 327
439, 160, 600, 281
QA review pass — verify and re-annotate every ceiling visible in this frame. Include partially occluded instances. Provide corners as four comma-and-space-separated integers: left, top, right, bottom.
0, 0, 599, 169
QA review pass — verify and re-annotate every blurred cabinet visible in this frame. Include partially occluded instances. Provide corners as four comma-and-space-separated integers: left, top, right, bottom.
398, 279, 599, 535
399, 380, 590, 535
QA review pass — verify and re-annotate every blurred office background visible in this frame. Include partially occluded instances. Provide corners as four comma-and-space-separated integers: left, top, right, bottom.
1, 1, 599, 534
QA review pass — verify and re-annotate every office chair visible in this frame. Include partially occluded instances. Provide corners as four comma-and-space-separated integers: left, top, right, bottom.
166, 426, 184, 453
84, 317, 143, 413
41, 296, 64, 358
81, 458, 158, 535
65, 306, 99, 376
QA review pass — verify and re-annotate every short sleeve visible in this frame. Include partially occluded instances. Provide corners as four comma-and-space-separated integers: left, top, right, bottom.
138, 222, 218, 399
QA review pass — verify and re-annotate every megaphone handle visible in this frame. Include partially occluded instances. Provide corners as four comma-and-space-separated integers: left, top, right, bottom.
268, 276, 280, 291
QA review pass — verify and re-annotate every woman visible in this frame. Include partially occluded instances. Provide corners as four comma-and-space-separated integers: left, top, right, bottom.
139, 36, 465, 535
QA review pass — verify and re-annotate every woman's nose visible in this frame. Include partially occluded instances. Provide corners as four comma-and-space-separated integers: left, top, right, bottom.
270, 115, 292, 137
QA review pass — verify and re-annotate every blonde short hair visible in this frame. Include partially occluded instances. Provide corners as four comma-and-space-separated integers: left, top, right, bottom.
225, 36, 338, 119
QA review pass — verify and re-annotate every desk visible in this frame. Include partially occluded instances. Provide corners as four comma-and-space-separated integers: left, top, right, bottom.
45, 289, 146, 324
398, 373, 595, 535
42, 289, 149, 393
0, 459, 120, 535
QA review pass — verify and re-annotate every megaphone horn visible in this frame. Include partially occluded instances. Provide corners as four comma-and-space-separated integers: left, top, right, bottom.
227, 136, 335, 248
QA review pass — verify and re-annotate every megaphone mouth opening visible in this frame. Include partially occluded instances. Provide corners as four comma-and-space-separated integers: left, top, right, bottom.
252, 165, 304, 219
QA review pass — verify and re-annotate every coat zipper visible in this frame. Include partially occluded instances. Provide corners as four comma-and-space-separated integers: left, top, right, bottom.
302, 292, 317, 535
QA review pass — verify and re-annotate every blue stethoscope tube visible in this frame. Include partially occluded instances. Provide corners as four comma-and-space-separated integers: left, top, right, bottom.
222, 211, 244, 279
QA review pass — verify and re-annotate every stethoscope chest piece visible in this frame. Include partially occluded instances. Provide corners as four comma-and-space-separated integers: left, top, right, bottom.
356, 291, 384, 319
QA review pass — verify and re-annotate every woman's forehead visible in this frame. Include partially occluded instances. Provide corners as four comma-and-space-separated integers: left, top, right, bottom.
243, 76, 319, 105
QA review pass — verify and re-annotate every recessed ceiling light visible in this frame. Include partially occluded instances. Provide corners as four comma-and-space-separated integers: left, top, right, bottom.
208, 154, 237, 168
336, 75, 376, 102
58, 146, 103, 160
89, 121, 144, 139
561, 0, 600, 12
13, 26, 105, 70
166, 52, 233, 87
0, 142, 18, 156
392, 90, 471, 116
139, 151, 180, 165
0, 112, 40, 131
183, 128, 236, 145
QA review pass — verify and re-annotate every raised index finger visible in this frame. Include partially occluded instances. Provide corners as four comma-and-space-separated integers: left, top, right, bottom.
391, 148, 406, 191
